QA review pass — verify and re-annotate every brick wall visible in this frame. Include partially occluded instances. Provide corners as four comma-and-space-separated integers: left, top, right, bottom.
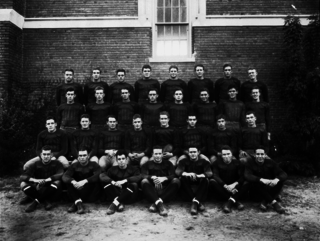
26, 0, 138, 17
207, 0, 318, 15
0, 0, 25, 16
0, 22, 23, 94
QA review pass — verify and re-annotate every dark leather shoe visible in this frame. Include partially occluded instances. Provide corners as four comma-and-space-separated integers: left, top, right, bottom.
191, 202, 198, 215
19, 196, 32, 205
157, 202, 168, 217
235, 202, 244, 211
44, 200, 53, 211
149, 203, 157, 213
106, 203, 117, 215
25, 200, 38, 213
76, 202, 85, 214
118, 203, 125, 212
259, 200, 268, 212
223, 200, 233, 213
68, 203, 77, 213
198, 203, 205, 212
273, 202, 285, 214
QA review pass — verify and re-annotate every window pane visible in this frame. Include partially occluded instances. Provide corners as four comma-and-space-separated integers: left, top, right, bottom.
172, 25, 179, 39
164, 25, 172, 38
158, 0, 164, 7
180, 25, 187, 38
164, 41, 172, 56
180, 40, 188, 56
173, 0, 179, 6
180, 0, 186, 7
165, 0, 171, 7
172, 41, 180, 55
157, 8, 164, 22
165, 7, 172, 22
158, 25, 165, 39
157, 41, 165, 56
181, 6, 187, 22
172, 7, 179, 22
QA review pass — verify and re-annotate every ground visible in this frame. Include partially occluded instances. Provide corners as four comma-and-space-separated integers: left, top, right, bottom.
0, 177, 319, 241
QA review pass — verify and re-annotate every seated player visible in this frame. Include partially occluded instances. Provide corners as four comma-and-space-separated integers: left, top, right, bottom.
20, 146, 64, 212
140, 89, 165, 130
193, 88, 217, 133
100, 150, 141, 215
218, 84, 245, 131
176, 147, 213, 215
160, 65, 189, 103
113, 88, 139, 131
98, 115, 125, 170
209, 146, 247, 213
166, 88, 192, 129
141, 146, 180, 216
108, 69, 135, 104
152, 111, 180, 166
239, 111, 269, 164
244, 147, 287, 214
207, 114, 238, 164
63, 149, 101, 214
86, 86, 112, 131
125, 114, 151, 167
71, 114, 99, 163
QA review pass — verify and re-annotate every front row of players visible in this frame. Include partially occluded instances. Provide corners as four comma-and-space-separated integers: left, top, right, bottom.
21, 144, 287, 216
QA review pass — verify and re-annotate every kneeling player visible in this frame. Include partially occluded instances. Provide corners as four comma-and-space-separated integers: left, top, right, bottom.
100, 150, 141, 215
20, 146, 64, 212
141, 146, 180, 216
176, 147, 213, 215
209, 146, 247, 213
63, 149, 101, 214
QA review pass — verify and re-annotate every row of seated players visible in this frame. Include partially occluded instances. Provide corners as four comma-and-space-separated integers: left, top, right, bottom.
57, 64, 269, 107
20, 145, 287, 216
24, 110, 269, 172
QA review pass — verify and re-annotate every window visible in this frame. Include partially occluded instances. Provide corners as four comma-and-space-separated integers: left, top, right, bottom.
152, 0, 193, 61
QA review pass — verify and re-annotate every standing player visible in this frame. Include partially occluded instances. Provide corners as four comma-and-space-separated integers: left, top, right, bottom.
240, 67, 269, 103
215, 64, 241, 103
20, 146, 64, 212
56, 68, 83, 106
188, 64, 214, 103
160, 65, 188, 103
135, 65, 160, 103
100, 150, 141, 215
108, 69, 135, 104
83, 67, 109, 105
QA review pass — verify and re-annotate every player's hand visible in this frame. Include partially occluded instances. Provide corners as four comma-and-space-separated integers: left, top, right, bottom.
157, 177, 168, 183
155, 182, 162, 190
113, 181, 122, 188
268, 178, 279, 187
163, 152, 173, 158
224, 185, 233, 193
196, 174, 205, 179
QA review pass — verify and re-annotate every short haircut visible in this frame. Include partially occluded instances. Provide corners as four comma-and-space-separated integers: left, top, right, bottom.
142, 64, 152, 72
153, 145, 163, 151
78, 148, 88, 153
121, 88, 129, 93
223, 63, 232, 70
199, 88, 209, 95
251, 86, 260, 92
188, 146, 199, 151
188, 114, 197, 119
174, 88, 183, 94
81, 114, 90, 120
41, 145, 52, 152
66, 87, 75, 93
46, 116, 56, 123
255, 146, 265, 152
228, 84, 238, 91
116, 69, 126, 74
94, 86, 104, 92
133, 114, 142, 120
65, 68, 74, 74
92, 67, 101, 73
246, 111, 256, 117
169, 65, 178, 72
248, 66, 256, 71
194, 64, 204, 71
107, 115, 117, 122
221, 145, 232, 153
159, 111, 170, 118
148, 88, 158, 94
216, 114, 226, 121
116, 149, 128, 158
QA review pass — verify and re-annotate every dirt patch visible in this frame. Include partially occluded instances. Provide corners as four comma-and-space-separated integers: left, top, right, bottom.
1, 177, 320, 241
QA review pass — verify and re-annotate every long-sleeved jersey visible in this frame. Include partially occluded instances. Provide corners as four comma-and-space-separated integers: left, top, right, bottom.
160, 78, 189, 103
56, 82, 84, 106
218, 100, 245, 126
141, 160, 175, 183
212, 157, 244, 186
214, 77, 241, 104
125, 128, 152, 156
240, 126, 269, 153
100, 165, 141, 183
166, 102, 192, 127
176, 157, 213, 178
113, 101, 139, 125
98, 129, 125, 156
240, 80, 269, 103
207, 128, 238, 156
71, 129, 98, 158
245, 101, 270, 132
188, 78, 215, 103
62, 161, 101, 183
86, 102, 113, 126
57, 103, 84, 128
153, 126, 180, 156
108, 82, 135, 104
140, 102, 165, 127
193, 102, 217, 127
134, 78, 160, 103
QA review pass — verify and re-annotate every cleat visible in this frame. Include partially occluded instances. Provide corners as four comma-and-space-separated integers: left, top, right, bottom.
149, 203, 157, 213
106, 203, 117, 215
67, 203, 77, 213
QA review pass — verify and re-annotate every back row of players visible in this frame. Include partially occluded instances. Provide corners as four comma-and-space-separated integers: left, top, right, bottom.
20, 64, 284, 216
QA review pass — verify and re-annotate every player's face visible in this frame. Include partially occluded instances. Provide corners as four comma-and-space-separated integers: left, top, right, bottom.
199, 91, 209, 102
195, 67, 204, 78
187, 116, 197, 127
46, 119, 57, 132
107, 117, 117, 130
148, 91, 158, 102
142, 68, 151, 78
251, 89, 260, 100
248, 69, 258, 81
80, 118, 90, 129
228, 88, 238, 99
64, 71, 74, 83
246, 114, 256, 126
169, 68, 178, 79
133, 118, 142, 130
255, 149, 266, 164
41, 150, 52, 165
78, 150, 89, 166
221, 150, 232, 164
159, 114, 169, 127
66, 91, 76, 102
217, 118, 226, 129
95, 90, 105, 101
92, 70, 100, 81
153, 149, 163, 163
117, 154, 128, 169
117, 71, 125, 82
223, 66, 232, 78
174, 91, 183, 101
188, 148, 199, 160
121, 90, 130, 100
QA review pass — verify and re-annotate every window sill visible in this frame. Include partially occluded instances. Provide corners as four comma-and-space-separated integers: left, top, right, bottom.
149, 57, 195, 63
